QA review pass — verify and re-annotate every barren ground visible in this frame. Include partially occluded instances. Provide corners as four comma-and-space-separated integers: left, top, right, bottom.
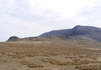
0, 39, 101, 70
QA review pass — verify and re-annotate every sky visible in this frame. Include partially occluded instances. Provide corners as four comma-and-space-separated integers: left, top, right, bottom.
0, 0, 101, 41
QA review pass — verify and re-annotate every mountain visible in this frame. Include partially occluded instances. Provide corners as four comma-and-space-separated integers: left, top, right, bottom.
7, 36, 49, 42
40, 25, 101, 41
7, 25, 101, 42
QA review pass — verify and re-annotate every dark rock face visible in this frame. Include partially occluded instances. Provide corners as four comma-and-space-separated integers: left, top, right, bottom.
40, 25, 101, 41
7, 36, 19, 42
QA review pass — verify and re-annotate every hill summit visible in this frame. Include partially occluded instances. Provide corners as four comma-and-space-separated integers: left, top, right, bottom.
40, 25, 101, 41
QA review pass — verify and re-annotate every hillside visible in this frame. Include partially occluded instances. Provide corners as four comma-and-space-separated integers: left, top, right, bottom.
40, 25, 101, 41
1, 39, 101, 70
4, 25, 101, 70
7, 25, 101, 42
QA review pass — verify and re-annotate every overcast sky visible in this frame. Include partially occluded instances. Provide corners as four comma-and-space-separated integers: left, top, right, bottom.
0, 0, 101, 41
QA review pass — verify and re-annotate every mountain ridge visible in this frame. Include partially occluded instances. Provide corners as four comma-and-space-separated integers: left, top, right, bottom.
40, 25, 101, 41
7, 25, 101, 42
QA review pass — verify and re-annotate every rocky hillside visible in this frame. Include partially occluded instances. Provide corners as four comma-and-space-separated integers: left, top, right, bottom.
40, 25, 101, 41
7, 25, 101, 42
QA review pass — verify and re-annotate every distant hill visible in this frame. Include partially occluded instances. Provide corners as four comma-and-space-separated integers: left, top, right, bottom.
7, 36, 48, 42
7, 25, 101, 42
40, 25, 101, 41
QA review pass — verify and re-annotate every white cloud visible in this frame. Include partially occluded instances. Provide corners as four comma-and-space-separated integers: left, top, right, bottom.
30, 0, 96, 18
71, 0, 101, 26
0, 0, 100, 41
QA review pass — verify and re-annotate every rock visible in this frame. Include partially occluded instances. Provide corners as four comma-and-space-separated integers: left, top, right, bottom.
7, 36, 19, 42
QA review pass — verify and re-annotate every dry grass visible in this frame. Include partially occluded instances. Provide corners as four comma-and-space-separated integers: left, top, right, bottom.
0, 39, 101, 70
75, 64, 101, 70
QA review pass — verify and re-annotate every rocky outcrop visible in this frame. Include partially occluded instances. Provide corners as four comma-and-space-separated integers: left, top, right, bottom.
7, 36, 19, 42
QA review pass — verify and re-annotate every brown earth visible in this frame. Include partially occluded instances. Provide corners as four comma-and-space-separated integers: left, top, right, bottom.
0, 39, 101, 70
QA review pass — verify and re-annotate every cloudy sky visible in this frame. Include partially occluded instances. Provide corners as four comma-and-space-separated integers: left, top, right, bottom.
0, 0, 101, 41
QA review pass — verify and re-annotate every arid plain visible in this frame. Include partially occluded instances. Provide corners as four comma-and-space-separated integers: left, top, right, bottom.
0, 38, 101, 70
